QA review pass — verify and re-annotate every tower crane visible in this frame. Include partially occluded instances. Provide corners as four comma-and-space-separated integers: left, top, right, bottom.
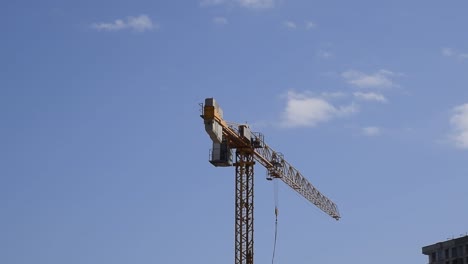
200, 98, 340, 264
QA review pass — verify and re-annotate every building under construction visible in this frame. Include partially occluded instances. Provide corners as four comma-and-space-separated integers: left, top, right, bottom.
422, 235, 468, 264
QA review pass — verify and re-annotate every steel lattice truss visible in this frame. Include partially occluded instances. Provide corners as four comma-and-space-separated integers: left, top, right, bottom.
225, 126, 340, 220
234, 151, 254, 264
253, 140, 340, 220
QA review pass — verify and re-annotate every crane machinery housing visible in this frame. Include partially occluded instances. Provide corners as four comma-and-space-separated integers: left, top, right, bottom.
200, 98, 340, 264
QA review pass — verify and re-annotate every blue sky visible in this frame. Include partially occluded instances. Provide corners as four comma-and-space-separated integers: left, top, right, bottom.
1, 1, 468, 263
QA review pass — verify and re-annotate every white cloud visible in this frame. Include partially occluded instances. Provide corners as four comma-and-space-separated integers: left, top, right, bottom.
305, 21, 317, 30
342, 69, 397, 89
353, 92, 387, 103
450, 103, 468, 149
284, 20, 319, 31
281, 91, 358, 127
92, 14, 157, 32
317, 50, 333, 58
362, 126, 381, 136
283, 21, 297, 29
213, 16, 228, 25
442, 47, 454, 57
200, 0, 274, 9
200, 0, 226, 5
320, 92, 346, 98
442, 47, 468, 60
237, 0, 274, 8
92, 19, 127, 31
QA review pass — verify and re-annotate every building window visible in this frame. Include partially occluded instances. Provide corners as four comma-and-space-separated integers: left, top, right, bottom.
453, 248, 459, 258
446, 249, 450, 259
432, 252, 436, 262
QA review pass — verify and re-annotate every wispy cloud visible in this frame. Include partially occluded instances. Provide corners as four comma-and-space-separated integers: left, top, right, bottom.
353, 92, 387, 103
238, 0, 274, 8
213, 16, 228, 25
280, 91, 358, 127
442, 47, 454, 57
362, 126, 381, 136
283, 20, 318, 31
200, 0, 275, 9
283, 21, 297, 29
305, 21, 317, 30
317, 50, 333, 58
442, 47, 468, 60
342, 69, 398, 89
320, 92, 346, 98
91, 14, 157, 32
449, 103, 468, 149
200, 0, 226, 6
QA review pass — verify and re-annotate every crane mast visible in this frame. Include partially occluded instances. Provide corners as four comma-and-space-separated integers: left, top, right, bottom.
201, 98, 340, 264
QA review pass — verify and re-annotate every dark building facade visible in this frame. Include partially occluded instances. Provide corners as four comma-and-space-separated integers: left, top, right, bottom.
422, 236, 468, 264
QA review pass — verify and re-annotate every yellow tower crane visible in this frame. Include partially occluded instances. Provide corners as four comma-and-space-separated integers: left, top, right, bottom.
200, 98, 340, 264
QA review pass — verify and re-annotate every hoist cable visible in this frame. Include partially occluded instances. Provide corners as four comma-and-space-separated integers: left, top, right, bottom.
272, 179, 279, 264
272, 212, 278, 264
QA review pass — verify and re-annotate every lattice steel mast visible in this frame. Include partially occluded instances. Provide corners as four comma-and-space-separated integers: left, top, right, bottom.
234, 150, 254, 264
201, 98, 340, 264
